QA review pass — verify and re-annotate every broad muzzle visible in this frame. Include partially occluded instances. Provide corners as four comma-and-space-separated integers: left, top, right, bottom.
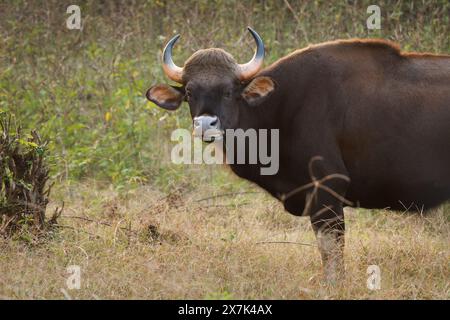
193, 115, 223, 142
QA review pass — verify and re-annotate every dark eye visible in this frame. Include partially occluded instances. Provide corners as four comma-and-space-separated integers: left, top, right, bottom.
186, 89, 192, 100
223, 90, 233, 99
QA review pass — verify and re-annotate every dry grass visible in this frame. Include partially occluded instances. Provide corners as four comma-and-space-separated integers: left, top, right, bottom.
0, 179, 448, 299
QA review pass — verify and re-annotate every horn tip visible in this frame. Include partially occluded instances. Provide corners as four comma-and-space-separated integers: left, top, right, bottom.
166, 34, 181, 45
171, 34, 181, 43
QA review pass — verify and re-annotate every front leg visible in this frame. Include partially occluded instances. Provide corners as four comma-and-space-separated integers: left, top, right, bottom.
310, 204, 345, 284
306, 159, 348, 283
282, 155, 349, 283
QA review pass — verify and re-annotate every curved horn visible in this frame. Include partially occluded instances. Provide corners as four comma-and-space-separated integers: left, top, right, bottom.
238, 27, 265, 81
162, 34, 184, 83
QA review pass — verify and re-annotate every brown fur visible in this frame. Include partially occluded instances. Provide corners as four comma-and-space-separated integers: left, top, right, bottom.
146, 84, 183, 110
149, 37, 450, 282
266, 38, 450, 72
242, 76, 275, 99
182, 48, 239, 82
149, 85, 177, 102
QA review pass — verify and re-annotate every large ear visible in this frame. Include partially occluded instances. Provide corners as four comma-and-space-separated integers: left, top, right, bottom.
241, 76, 276, 107
146, 84, 184, 110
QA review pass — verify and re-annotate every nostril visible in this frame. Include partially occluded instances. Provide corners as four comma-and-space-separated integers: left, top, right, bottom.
209, 118, 218, 127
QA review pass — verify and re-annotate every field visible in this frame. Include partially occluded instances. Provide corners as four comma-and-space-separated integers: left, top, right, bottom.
0, 0, 449, 299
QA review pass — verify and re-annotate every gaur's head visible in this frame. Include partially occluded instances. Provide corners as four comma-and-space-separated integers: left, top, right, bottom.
146, 27, 276, 141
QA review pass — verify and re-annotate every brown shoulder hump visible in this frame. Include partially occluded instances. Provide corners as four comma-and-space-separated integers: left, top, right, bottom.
317, 38, 401, 55
318, 38, 449, 58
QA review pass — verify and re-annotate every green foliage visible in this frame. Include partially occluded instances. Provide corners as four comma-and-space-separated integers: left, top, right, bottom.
205, 290, 234, 300
0, 0, 448, 190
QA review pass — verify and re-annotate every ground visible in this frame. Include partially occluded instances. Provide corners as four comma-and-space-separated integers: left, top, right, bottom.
1, 179, 448, 299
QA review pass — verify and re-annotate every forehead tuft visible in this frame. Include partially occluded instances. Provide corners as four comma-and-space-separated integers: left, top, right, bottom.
183, 48, 238, 81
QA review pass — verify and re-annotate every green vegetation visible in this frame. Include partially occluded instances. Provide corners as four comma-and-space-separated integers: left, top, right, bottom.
0, 1, 448, 299
1, 0, 448, 189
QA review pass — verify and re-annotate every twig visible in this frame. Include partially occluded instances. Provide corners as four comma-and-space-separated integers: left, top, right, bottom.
256, 241, 315, 247
61, 215, 138, 236
283, 0, 309, 43
204, 203, 250, 209
53, 225, 99, 238
196, 191, 261, 202
281, 156, 353, 210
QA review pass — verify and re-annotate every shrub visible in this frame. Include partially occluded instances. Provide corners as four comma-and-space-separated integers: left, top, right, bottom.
0, 112, 61, 238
